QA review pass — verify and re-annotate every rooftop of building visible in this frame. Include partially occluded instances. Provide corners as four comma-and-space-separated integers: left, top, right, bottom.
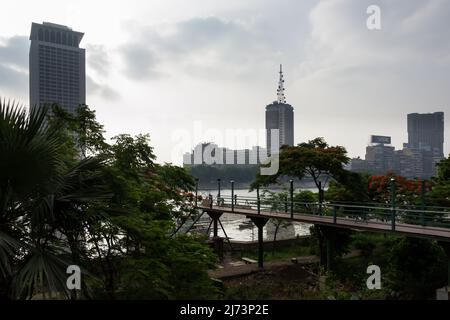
408, 111, 444, 116
30, 22, 84, 46
43, 22, 72, 30
266, 102, 294, 109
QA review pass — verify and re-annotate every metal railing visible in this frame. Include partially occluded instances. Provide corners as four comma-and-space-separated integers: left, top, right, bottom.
205, 194, 450, 230
193, 180, 450, 232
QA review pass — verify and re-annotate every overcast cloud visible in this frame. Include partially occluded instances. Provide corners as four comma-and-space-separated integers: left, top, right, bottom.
0, 0, 448, 164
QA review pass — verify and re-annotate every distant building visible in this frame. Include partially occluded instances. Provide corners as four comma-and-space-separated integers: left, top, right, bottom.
183, 143, 267, 166
349, 157, 369, 173
183, 152, 192, 167
235, 149, 249, 165
394, 147, 426, 178
248, 146, 266, 164
29, 22, 86, 114
351, 137, 438, 178
189, 143, 223, 165
266, 65, 294, 153
406, 112, 445, 177
365, 137, 395, 175
407, 112, 444, 158
350, 112, 445, 178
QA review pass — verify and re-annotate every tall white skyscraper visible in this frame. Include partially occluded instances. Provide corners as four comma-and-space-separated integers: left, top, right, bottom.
29, 22, 86, 114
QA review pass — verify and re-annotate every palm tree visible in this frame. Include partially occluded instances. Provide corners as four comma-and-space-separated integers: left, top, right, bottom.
0, 100, 62, 297
0, 100, 109, 299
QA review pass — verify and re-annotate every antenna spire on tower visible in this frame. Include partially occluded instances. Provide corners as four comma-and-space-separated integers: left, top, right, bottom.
277, 64, 286, 104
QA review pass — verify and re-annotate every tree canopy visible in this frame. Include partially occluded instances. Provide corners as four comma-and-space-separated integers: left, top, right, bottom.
0, 101, 218, 300
251, 138, 349, 194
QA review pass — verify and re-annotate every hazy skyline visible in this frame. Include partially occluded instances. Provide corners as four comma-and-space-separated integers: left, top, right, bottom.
0, 0, 449, 165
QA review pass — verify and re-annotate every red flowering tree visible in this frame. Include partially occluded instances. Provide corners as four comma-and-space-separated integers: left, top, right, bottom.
368, 172, 433, 206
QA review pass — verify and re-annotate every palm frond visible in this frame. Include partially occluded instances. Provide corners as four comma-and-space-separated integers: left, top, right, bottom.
0, 99, 64, 200
12, 247, 72, 300
0, 231, 23, 278
56, 157, 112, 204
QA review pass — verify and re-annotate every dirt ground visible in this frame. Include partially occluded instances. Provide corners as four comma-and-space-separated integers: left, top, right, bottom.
223, 264, 321, 299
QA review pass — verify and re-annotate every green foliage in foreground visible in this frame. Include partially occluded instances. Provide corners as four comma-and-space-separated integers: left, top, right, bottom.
0, 101, 218, 300
331, 233, 447, 300
226, 232, 448, 300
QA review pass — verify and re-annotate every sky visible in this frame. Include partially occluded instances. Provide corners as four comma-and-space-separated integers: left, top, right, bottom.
0, 0, 449, 165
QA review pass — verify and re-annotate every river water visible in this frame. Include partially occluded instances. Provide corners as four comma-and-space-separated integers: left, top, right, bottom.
197, 189, 313, 242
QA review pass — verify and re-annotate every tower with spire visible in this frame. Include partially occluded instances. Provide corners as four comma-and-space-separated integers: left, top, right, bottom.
266, 64, 294, 153
277, 64, 286, 104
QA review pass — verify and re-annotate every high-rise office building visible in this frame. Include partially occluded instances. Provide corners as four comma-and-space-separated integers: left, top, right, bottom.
266, 65, 294, 153
407, 112, 444, 176
29, 22, 86, 114
407, 112, 444, 157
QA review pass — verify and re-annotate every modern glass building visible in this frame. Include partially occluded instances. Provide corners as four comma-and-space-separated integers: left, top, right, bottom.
29, 22, 85, 114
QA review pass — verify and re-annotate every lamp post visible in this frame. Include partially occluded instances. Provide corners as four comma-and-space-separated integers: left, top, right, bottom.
257, 186, 261, 215
318, 181, 323, 216
195, 178, 199, 207
290, 180, 294, 219
421, 180, 426, 226
390, 178, 396, 231
217, 179, 221, 206
217, 179, 221, 199
231, 180, 235, 212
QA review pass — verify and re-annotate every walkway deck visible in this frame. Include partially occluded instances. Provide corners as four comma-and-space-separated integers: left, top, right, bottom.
197, 204, 450, 241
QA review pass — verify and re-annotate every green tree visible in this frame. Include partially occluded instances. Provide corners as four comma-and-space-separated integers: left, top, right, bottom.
86, 133, 215, 299
0, 101, 106, 299
326, 171, 371, 203
309, 225, 352, 271
252, 138, 349, 198
428, 155, 450, 207
436, 156, 450, 181
1, 101, 64, 298
252, 138, 351, 269
259, 191, 291, 256
385, 238, 447, 299
1, 101, 218, 300
48, 104, 109, 158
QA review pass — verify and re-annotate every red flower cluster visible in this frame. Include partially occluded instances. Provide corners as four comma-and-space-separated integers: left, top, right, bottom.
368, 173, 433, 203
